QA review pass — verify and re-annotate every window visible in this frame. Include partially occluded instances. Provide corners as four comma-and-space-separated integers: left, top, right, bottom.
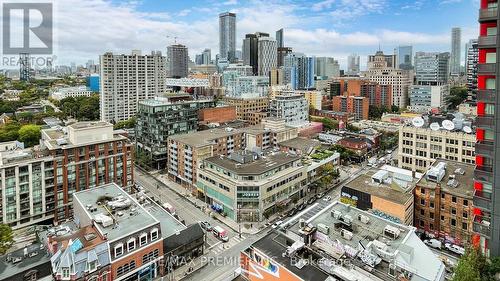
419, 220, 424, 227
87, 261, 98, 273
430, 202, 434, 209
127, 238, 135, 251
452, 208, 457, 215
420, 209, 425, 216
114, 244, 123, 257
463, 212, 468, 219
486, 78, 496, 90
420, 188, 425, 194
151, 228, 159, 241
487, 27, 497, 36
452, 196, 457, 203
486, 52, 497, 64
463, 200, 468, 207
430, 212, 434, 219
441, 215, 445, 221
462, 222, 468, 230
441, 193, 445, 199
62, 267, 70, 279
420, 198, 425, 206
140, 233, 147, 246
451, 218, 456, 226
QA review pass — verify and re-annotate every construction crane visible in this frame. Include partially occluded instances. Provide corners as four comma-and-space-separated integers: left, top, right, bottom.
166, 35, 183, 44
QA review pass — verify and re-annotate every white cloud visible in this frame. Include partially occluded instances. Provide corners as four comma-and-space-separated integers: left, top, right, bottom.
312, 0, 336, 11
43, 0, 475, 70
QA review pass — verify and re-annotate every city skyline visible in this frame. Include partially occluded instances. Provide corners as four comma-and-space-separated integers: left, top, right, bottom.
28, 0, 478, 69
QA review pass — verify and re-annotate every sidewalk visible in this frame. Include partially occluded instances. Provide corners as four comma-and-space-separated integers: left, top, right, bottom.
155, 174, 266, 235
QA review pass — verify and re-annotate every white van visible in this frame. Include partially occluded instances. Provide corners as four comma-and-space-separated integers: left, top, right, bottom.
162, 203, 176, 216
445, 243, 465, 255
424, 239, 442, 249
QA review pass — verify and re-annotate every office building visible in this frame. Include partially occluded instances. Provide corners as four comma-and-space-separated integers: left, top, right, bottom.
270, 68, 284, 86
347, 53, 360, 75
99, 50, 166, 123
168, 128, 246, 188
398, 122, 475, 173
315, 57, 340, 78
397, 45, 413, 70
87, 74, 100, 92
222, 71, 269, 97
277, 47, 292, 68
19, 53, 31, 82
221, 96, 269, 125
257, 37, 278, 76
331, 95, 369, 121
473, 0, 499, 257
0, 122, 133, 229
341, 166, 416, 225
362, 66, 412, 108
466, 39, 479, 96
276, 28, 284, 48
414, 52, 450, 85
202, 48, 211, 65
135, 95, 216, 169
295, 90, 322, 110
225, 63, 253, 76
451, 27, 462, 76
242, 32, 269, 75
284, 53, 315, 90
269, 93, 309, 126
415, 159, 474, 246
167, 44, 189, 78
409, 84, 450, 112
50, 86, 94, 100
367, 50, 397, 69
219, 12, 236, 62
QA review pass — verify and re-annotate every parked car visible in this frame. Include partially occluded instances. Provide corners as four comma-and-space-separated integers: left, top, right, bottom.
316, 192, 325, 199
323, 195, 332, 202
298, 203, 306, 211
307, 197, 316, 204
272, 220, 283, 229
445, 243, 465, 256
287, 207, 297, 217
200, 221, 212, 231
424, 239, 442, 249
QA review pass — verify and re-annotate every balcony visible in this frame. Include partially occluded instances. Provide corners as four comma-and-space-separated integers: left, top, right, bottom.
477, 89, 496, 103
476, 141, 494, 155
475, 165, 493, 182
473, 215, 491, 238
479, 35, 497, 48
476, 115, 495, 128
479, 7, 498, 22
474, 190, 492, 210
478, 63, 496, 75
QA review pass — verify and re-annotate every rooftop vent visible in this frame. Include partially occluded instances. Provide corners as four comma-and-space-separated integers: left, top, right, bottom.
447, 179, 459, 188
454, 168, 465, 175
426, 162, 446, 183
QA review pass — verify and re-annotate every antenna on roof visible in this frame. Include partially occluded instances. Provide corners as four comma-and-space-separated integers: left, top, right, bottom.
412, 117, 424, 128
442, 120, 455, 131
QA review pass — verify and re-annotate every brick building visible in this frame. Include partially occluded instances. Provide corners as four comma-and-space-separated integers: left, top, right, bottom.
331, 95, 369, 121
221, 96, 269, 125
414, 159, 474, 246
198, 106, 237, 124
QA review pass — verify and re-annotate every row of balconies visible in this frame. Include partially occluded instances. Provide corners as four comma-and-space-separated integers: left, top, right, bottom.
479, 7, 498, 22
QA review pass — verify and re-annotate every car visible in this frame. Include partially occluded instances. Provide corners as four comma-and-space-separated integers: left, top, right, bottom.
287, 207, 297, 217
424, 239, 442, 249
271, 220, 283, 229
323, 195, 332, 202
298, 203, 306, 211
445, 243, 465, 256
200, 221, 212, 231
307, 197, 316, 204
316, 192, 325, 199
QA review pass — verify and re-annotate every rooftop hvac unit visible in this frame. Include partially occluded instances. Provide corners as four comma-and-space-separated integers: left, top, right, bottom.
341, 229, 353, 241
358, 214, 370, 224
331, 210, 342, 219
317, 223, 330, 235
384, 225, 401, 240
299, 219, 306, 228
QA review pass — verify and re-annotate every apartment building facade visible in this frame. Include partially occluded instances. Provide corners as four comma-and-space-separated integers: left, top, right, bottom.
269, 93, 309, 126
135, 95, 216, 169
0, 122, 133, 229
331, 95, 369, 121
398, 125, 475, 173
221, 96, 269, 125
414, 159, 474, 246
99, 51, 166, 123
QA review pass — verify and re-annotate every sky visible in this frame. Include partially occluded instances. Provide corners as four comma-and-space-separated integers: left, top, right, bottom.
7, 0, 481, 69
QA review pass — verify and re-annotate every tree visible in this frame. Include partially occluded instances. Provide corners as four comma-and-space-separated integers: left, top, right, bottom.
446, 86, 468, 110
0, 121, 21, 142
0, 224, 13, 254
18, 124, 41, 147
114, 117, 137, 130
452, 247, 500, 281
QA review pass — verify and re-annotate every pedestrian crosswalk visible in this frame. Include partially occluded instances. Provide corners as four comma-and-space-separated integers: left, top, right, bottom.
210, 235, 245, 255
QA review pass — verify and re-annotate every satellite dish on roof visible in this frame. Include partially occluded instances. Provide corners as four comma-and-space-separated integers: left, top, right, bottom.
430, 122, 440, 131
412, 117, 425, 127
463, 126, 472, 134
442, 120, 455, 131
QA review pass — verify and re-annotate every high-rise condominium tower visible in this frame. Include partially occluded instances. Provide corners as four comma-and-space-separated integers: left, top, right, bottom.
451, 27, 462, 76
473, 0, 499, 257
99, 50, 166, 123
219, 12, 236, 63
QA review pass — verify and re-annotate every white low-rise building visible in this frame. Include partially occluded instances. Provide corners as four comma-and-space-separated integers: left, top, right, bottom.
50, 86, 94, 100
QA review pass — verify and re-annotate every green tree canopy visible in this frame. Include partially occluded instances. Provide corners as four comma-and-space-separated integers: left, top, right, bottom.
446, 86, 468, 110
0, 121, 21, 142
0, 224, 13, 254
18, 124, 41, 147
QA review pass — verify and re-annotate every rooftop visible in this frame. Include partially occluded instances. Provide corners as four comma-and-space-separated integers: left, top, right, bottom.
416, 159, 474, 198
73, 183, 160, 241
141, 196, 186, 238
139, 96, 213, 107
344, 167, 417, 205
249, 233, 331, 281
0, 243, 51, 281
205, 151, 302, 175
169, 127, 244, 148
289, 201, 445, 281
278, 137, 320, 154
